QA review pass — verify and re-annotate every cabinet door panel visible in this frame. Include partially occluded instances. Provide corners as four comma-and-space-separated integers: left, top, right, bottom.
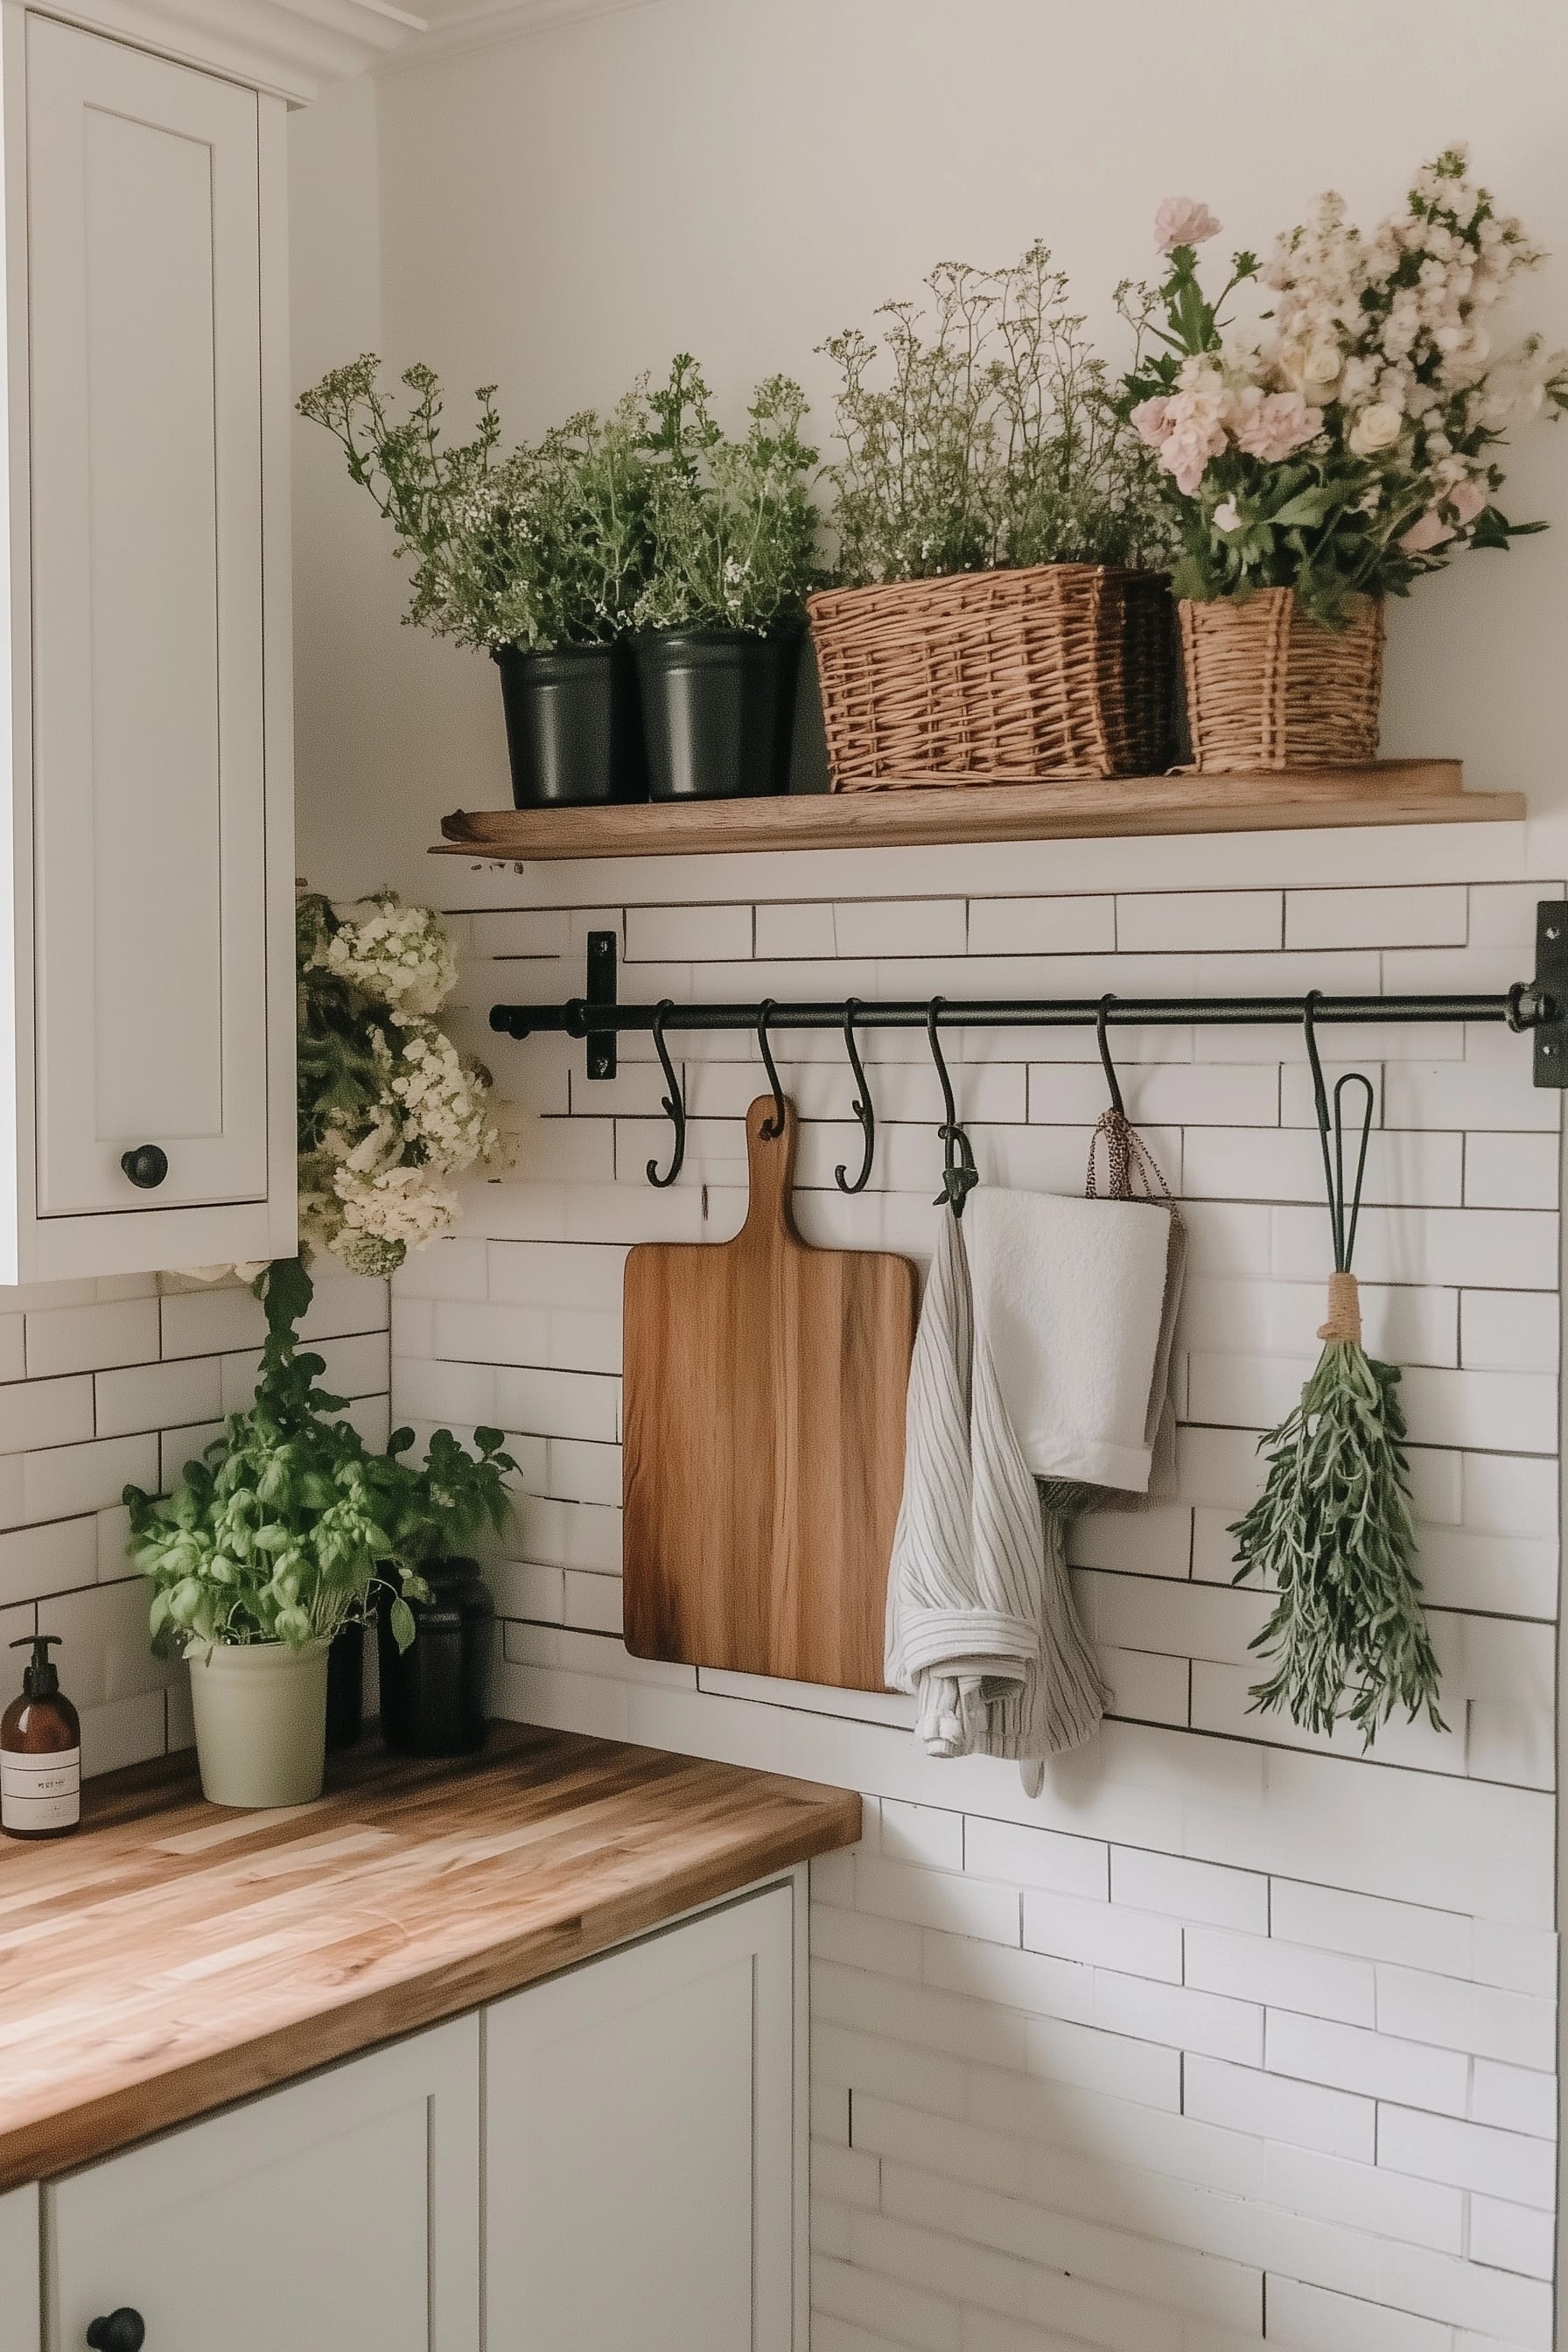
486, 1886, 795, 2352
0, 2183, 39, 2352
26, 17, 268, 1216
46, 2017, 480, 2352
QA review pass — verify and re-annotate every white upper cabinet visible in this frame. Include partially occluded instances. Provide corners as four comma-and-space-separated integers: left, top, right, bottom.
0, 8, 299, 1279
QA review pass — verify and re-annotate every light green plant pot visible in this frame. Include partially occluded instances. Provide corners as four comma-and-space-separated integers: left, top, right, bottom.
187, 1637, 331, 1809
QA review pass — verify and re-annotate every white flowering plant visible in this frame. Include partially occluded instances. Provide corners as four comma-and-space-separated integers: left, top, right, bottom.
822, 242, 1171, 587
298, 358, 651, 653
1124, 157, 1568, 624
297, 890, 503, 1278
633, 356, 818, 634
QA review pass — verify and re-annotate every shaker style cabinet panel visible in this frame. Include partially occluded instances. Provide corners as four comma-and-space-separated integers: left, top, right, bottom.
0, 2183, 39, 2352
43, 2016, 481, 2352
0, 10, 297, 1279
486, 1886, 798, 2352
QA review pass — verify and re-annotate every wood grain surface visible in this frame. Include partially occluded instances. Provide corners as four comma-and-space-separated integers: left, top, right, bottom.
431, 761, 1522, 864
623, 1096, 915, 1693
0, 1724, 860, 2191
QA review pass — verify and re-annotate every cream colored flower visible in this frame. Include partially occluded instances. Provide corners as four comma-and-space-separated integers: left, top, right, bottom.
1347, 402, 1403, 457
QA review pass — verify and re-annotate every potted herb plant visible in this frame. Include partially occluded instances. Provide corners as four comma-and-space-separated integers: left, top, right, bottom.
1125, 152, 1568, 771
123, 1260, 431, 1809
810, 242, 1173, 787
633, 355, 818, 800
298, 360, 651, 807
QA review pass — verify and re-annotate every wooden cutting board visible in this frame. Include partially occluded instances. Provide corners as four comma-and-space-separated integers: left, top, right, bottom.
623, 1096, 916, 1692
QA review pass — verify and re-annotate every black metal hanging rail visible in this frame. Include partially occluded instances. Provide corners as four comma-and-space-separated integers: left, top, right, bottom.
489, 905, 1568, 1091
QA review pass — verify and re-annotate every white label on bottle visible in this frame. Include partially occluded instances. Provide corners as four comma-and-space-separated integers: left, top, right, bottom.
2, 1746, 80, 1832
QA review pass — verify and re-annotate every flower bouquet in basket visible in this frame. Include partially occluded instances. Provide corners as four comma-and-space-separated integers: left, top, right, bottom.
1126, 156, 1568, 771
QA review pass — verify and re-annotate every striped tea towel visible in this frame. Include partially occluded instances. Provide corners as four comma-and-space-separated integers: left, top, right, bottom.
885, 1208, 1108, 1790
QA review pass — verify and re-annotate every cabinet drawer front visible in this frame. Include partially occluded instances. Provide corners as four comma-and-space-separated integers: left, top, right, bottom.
486, 1885, 796, 2352
27, 18, 269, 1217
45, 2015, 480, 2352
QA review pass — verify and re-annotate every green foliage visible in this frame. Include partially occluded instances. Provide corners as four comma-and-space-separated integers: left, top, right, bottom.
124, 1259, 516, 1655
634, 357, 819, 634
298, 358, 650, 652
1229, 1340, 1445, 1745
820, 243, 1171, 587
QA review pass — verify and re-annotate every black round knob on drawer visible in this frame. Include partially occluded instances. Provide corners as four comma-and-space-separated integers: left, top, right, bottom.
120, 1145, 168, 1190
86, 2313, 145, 2352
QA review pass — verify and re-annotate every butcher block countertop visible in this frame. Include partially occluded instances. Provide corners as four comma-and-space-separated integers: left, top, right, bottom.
0, 1724, 860, 2191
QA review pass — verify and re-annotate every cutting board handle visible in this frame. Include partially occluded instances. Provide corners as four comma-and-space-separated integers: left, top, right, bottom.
741, 1094, 798, 1240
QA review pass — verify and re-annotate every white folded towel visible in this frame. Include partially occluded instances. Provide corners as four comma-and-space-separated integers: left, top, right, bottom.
886, 1211, 1109, 1787
965, 1188, 1180, 1493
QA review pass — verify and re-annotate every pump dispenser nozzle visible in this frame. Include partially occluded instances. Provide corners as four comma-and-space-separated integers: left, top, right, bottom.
10, 1634, 61, 1698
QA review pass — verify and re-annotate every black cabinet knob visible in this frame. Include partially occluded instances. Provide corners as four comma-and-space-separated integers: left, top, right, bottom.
120, 1145, 168, 1190
87, 2313, 145, 2352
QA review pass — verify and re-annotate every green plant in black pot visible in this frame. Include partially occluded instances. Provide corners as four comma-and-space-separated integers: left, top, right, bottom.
298, 358, 651, 808
634, 356, 819, 801
374, 1423, 518, 1759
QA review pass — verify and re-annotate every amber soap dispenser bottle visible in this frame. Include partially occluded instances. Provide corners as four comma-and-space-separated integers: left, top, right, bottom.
2, 1634, 80, 1838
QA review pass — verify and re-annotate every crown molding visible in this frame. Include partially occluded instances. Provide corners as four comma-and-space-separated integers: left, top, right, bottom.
375, 0, 653, 74
29, 0, 424, 102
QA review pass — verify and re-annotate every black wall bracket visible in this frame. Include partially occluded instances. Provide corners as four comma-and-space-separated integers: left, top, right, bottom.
1528, 899, 1568, 1087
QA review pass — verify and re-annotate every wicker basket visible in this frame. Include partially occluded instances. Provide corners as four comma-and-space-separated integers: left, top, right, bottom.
1178, 588, 1384, 773
807, 564, 1173, 788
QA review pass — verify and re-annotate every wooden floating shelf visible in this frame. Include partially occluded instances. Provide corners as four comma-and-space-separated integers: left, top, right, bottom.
434, 760, 1522, 864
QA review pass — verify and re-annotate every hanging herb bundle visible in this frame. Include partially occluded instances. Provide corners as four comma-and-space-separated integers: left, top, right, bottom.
1230, 1010, 1445, 1746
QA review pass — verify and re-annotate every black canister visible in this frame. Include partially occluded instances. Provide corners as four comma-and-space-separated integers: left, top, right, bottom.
376, 1558, 495, 1758
633, 625, 801, 799
492, 641, 647, 808
325, 1618, 366, 1752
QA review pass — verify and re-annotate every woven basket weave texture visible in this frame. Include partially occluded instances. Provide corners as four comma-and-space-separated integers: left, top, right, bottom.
808, 563, 1173, 788
1178, 588, 1384, 774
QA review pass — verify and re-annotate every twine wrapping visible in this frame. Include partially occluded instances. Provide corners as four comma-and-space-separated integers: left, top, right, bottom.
808, 564, 1173, 788
1318, 1269, 1363, 1345
1085, 1108, 1178, 1214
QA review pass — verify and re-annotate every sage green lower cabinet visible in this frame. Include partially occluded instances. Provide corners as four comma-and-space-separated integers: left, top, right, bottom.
30, 1876, 804, 2351
2, 2184, 41, 2352
44, 2017, 480, 2352
486, 1884, 798, 2352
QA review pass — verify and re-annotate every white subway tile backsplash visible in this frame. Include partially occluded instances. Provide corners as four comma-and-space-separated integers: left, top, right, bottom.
427, 863, 1562, 2352
1265, 2012, 1467, 2115
1182, 2055, 1373, 2161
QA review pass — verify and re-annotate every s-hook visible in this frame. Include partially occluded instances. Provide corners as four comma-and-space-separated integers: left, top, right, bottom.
926, 998, 977, 1216
835, 998, 876, 1194
1302, 990, 1374, 1273
756, 1000, 787, 1140
646, 999, 686, 1188
1097, 994, 1126, 1119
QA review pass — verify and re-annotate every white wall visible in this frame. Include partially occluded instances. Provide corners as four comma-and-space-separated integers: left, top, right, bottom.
292, 0, 1568, 895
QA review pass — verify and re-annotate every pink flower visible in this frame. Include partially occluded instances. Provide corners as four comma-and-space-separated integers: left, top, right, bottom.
1446, 477, 1488, 526
1399, 507, 1455, 555
1232, 390, 1322, 462
1130, 395, 1173, 449
1155, 197, 1222, 255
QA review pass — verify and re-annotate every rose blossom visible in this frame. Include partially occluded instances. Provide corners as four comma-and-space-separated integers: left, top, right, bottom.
1232, 390, 1322, 462
1130, 395, 1173, 451
1399, 508, 1455, 555
1155, 197, 1222, 255
1347, 402, 1403, 457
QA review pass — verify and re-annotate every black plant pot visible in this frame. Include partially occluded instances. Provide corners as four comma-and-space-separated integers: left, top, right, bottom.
376, 1558, 495, 1759
633, 626, 801, 801
325, 1618, 365, 1752
493, 641, 647, 808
